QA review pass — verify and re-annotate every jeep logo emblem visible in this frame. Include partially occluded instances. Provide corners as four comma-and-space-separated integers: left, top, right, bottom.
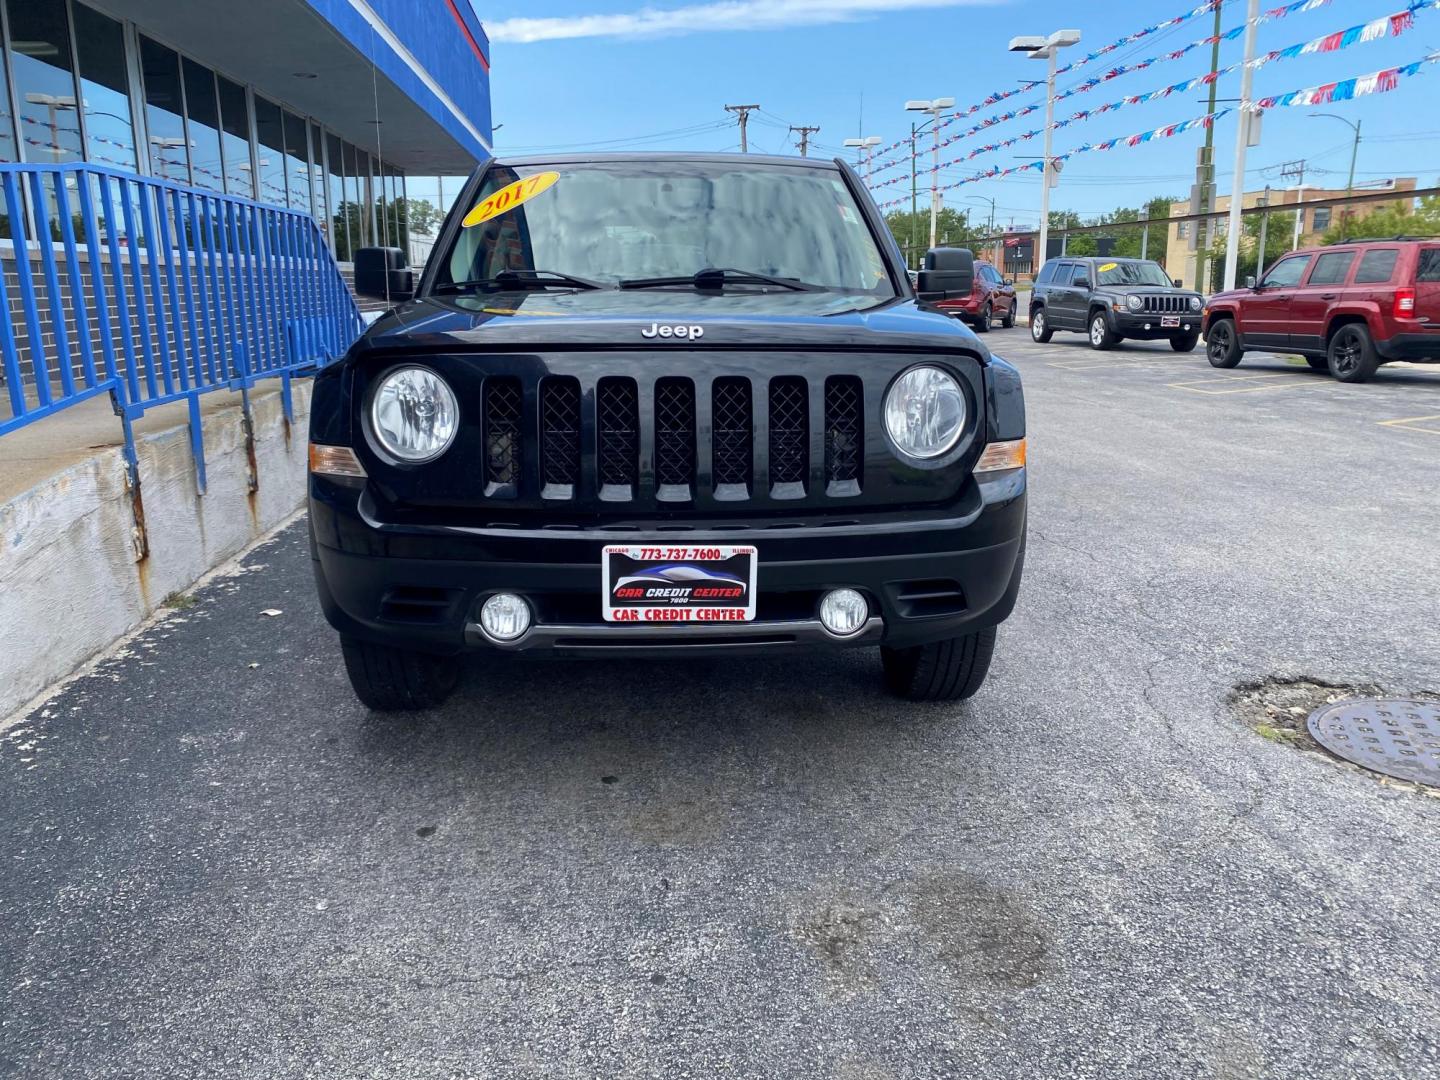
641, 322, 704, 341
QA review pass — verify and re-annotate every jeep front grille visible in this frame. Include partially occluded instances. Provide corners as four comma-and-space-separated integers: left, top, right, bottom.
482, 376, 522, 497
768, 376, 809, 497
539, 376, 581, 499
482, 373, 866, 505
1140, 294, 1189, 314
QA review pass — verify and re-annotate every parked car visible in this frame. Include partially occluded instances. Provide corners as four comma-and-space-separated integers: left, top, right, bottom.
933, 259, 1017, 332
1203, 237, 1440, 382
1029, 257, 1203, 351
309, 153, 1028, 711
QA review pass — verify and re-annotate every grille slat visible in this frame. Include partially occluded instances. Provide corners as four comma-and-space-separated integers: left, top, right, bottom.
823, 376, 863, 496
597, 377, 638, 501
1142, 294, 1187, 314
483, 376, 521, 498
768, 376, 808, 498
540, 376, 580, 499
655, 378, 697, 501
712, 377, 752, 499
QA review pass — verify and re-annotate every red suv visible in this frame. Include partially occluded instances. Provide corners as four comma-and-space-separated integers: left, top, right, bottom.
1202, 238, 1440, 382
935, 259, 1018, 332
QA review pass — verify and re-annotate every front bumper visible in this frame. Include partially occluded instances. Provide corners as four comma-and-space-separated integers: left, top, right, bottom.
309, 471, 1027, 656
1109, 309, 1201, 339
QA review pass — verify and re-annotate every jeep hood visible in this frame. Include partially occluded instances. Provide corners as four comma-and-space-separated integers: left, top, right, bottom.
355, 289, 990, 359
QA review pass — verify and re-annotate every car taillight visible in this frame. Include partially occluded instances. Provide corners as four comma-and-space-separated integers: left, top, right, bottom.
1394, 287, 1416, 317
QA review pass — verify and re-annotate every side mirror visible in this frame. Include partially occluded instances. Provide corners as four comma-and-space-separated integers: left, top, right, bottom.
354, 246, 414, 303
1073, 276, 1091, 290
1002, 278, 1014, 287
1244, 275, 1257, 289
917, 246, 975, 300
1172, 278, 1184, 288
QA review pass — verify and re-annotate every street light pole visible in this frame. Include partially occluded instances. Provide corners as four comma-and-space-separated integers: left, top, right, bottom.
1221, 0, 1261, 292
1008, 30, 1081, 272
843, 136, 881, 182
1313, 113, 1361, 237
905, 97, 955, 251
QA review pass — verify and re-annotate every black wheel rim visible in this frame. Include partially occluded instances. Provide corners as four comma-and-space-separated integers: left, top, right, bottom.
1333, 331, 1360, 375
1207, 326, 1230, 361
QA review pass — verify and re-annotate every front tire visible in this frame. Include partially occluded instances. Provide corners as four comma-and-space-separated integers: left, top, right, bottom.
882, 627, 997, 702
1206, 318, 1242, 368
975, 302, 993, 333
340, 636, 459, 711
1327, 324, 1379, 383
1088, 311, 1117, 351
1001, 300, 1016, 328
1030, 307, 1054, 343
1170, 330, 1199, 352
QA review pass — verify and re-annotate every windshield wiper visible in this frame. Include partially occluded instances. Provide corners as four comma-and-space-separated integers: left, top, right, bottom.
433, 269, 606, 293
618, 267, 820, 292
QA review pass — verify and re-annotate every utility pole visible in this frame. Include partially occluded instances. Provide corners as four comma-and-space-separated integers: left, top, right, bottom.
724, 104, 759, 153
789, 125, 820, 157
1221, 0, 1260, 292
1193, 0, 1224, 292
1280, 159, 1307, 249
1313, 113, 1361, 237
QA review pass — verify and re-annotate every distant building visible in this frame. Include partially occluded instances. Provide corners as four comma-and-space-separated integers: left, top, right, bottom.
1165, 179, 1418, 286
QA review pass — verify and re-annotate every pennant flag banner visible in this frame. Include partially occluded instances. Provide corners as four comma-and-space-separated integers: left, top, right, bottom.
866, 0, 1339, 180
1250, 51, 1437, 107
875, 48, 1438, 210
867, 2, 1432, 192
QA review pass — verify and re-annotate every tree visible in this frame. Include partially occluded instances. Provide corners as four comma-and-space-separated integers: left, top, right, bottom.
884, 207, 985, 264
1203, 208, 1298, 292
1322, 192, 1440, 244
401, 197, 445, 237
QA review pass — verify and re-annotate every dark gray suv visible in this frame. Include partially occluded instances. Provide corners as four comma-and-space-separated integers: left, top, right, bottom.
1029, 257, 1204, 351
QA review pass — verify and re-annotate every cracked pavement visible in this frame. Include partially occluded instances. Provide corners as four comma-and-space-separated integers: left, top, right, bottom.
2, 337, 1439, 1078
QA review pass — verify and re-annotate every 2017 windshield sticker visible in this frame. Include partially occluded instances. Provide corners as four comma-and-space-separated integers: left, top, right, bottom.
1097, 262, 1119, 273
462, 171, 560, 228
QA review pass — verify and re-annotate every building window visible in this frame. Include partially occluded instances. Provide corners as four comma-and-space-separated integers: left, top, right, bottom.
1311, 207, 1331, 232
7, 0, 84, 163
0, 40, 15, 162
281, 108, 310, 213
72, 3, 136, 171
139, 37, 188, 183
181, 58, 224, 193
325, 130, 348, 260
1177, 221, 1190, 240
252, 95, 286, 206
216, 75, 251, 197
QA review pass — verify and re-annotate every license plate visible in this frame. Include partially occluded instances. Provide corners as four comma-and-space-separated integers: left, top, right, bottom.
602, 545, 757, 623
1161, 315, 1181, 328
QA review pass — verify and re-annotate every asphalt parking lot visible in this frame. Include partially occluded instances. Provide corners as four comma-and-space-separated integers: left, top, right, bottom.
3, 334, 1439, 1080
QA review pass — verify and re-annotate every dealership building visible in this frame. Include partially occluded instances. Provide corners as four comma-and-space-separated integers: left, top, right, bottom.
0, 0, 492, 258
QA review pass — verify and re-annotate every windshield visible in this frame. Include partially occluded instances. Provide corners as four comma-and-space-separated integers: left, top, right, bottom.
1095, 260, 1174, 288
435, 161, 894, 296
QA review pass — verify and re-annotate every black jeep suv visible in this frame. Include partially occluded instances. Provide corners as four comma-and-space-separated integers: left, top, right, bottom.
308, 153, 1027, 711
1029, 257, 1204, 351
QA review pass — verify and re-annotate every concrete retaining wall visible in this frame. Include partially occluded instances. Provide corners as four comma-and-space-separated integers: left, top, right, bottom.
0, 383, 311, 721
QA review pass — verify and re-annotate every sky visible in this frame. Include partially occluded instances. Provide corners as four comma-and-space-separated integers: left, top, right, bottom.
465, 0, 1440, 230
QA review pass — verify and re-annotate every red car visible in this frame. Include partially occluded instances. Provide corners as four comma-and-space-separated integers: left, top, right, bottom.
934, 259, 1018, 332
1203, 237, 1440, 382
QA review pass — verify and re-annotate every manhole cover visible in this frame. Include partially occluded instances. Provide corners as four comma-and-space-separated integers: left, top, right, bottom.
1307, 699, 1440, 787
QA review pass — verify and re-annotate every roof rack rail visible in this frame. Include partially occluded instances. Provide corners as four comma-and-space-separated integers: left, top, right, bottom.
1340, 234, 1440, 243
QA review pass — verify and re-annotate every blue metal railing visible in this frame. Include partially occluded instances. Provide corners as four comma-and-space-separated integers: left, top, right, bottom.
0, 162, 363, 493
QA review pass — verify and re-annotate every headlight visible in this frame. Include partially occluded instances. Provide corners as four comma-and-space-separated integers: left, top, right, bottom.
370, 366, 459, 462
1126, 294, 1144, 312
1189, 296, 1203, 312
884, 366, 966, 460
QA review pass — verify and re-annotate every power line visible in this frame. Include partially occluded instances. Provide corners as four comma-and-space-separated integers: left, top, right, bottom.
789, 124, 821, 157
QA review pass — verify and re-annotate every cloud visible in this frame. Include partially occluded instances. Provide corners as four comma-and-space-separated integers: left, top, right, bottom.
486, 0, 998, 44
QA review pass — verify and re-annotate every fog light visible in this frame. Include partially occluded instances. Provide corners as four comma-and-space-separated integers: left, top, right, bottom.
819, 589, 869, 637
479, 593, 531, 642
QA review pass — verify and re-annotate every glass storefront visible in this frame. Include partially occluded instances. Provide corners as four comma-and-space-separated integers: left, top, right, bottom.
0, 0, 414, 260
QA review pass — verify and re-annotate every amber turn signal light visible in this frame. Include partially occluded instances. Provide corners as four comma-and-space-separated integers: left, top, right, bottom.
974, 438, 1026, 474
308, 443, 367, 478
